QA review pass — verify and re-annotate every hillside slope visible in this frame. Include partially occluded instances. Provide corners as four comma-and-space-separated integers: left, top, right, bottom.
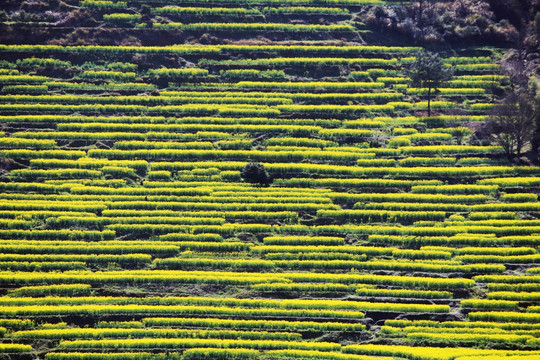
0, 1, 539, 360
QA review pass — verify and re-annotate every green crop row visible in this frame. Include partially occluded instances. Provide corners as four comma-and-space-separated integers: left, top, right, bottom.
142, 317, 365, 332
0, 270, 475, 290
81, 0, 127, 9
154, 22, 356, 32
12, 327, 301, 341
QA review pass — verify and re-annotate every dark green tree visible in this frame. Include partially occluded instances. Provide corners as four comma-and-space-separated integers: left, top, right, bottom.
407, 51, 454, 116
530, 80, 540, 161
535, 11, 540, 37
416, 0, 427, 30
241, 162, 271, 186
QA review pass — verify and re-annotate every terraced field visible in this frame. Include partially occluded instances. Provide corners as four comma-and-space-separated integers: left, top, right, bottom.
0, 0, 539, 359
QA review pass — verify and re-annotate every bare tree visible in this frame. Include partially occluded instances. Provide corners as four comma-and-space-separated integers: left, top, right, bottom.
488, 91, 535, 159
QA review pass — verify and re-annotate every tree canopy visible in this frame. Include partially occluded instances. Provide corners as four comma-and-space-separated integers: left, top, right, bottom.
407, 50, 454, 116
241, 162, 272, 187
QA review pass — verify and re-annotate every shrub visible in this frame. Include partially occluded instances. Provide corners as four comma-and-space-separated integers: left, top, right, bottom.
241, 162, 271, 186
